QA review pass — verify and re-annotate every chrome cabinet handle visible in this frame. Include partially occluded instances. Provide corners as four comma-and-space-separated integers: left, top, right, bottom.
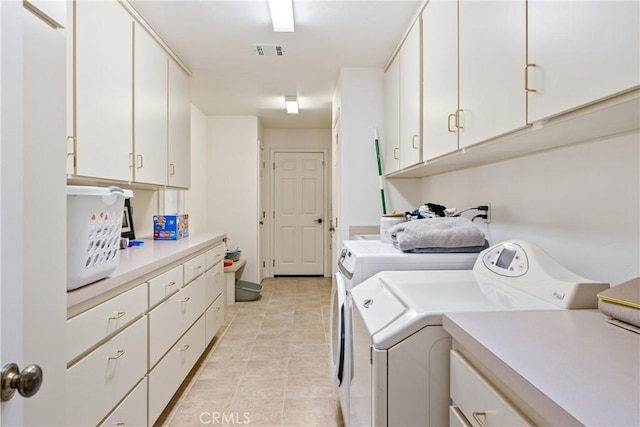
136, 154, 143, 169
393, 147, 399, 159
179, 296, 191, 303
455, 109, 464, 130
107, 311, 126, 320
472, 411, 487, 427
525, 63, 537, 93
169, 163, 175, 175
108, 349, 126, 360
164, 281, 176, 288
447, 113, 456, 133
179, 344, 190, 352
411, 134, 419, 149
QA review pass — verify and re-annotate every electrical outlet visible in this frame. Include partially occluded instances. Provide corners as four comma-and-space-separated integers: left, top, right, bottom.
483, 203, 491, 224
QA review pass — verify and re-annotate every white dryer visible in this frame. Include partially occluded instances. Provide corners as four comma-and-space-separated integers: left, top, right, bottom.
330, 240, 482, 425
348, 240, 609, 427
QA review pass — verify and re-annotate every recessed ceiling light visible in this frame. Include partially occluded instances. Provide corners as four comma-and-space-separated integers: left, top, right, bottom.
268, 0, 294, 32
285, 96, 299, 114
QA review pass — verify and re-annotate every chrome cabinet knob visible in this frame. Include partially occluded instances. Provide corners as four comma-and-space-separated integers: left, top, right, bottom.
1, 363, 43, 401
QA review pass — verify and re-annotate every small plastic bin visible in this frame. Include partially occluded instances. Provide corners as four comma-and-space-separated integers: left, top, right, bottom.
67, 186, 133, 290
235, 280, 263, 302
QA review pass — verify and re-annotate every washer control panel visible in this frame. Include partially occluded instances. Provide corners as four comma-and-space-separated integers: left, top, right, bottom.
482, 242, 528, 277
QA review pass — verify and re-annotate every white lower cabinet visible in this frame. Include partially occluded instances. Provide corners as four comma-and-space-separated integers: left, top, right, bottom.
148, 316, 206, 425
67, 239, 228, 426
148, 274, 207, 368
99, 378, 148, 427
67, 316, 147, 426
450, 350, 532, 427
206, 294, 225, 344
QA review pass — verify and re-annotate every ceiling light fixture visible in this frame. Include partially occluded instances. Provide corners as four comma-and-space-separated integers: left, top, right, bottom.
285, 96, 299, 114
268, 0, 294, 32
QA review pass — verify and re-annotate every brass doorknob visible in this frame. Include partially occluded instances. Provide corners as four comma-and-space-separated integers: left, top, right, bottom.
1, 363, 43, 401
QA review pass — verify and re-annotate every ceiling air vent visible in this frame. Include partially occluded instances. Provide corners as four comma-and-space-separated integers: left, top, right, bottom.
253, 44, 284, 57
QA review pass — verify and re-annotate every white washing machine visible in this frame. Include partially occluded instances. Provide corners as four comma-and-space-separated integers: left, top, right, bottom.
348, 240, 609, 427
330, 240, 483, 425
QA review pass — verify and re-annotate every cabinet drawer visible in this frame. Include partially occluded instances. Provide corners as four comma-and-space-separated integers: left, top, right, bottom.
149, 264, 183, 308
148, 275, 207, 367
99, 378, 147, 427
183, 253, 206, 285
67, 283, 147, 362
205, 242, 225, 270
148, 315, 206, 425
205, 293, 225, 344
67, 316, 147, 427
205, 261, 224, 307
450, 351, 532, 427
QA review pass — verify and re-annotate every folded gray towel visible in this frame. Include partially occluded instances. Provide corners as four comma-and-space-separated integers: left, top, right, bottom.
390, 217, 486, 252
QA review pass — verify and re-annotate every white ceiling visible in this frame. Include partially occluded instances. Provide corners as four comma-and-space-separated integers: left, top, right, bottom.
128, 0, 424, 129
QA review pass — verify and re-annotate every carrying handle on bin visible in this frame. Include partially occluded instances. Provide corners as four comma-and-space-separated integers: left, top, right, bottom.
107, 186, 133, 198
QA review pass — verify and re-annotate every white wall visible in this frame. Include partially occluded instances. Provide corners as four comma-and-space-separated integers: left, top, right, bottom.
185, 104, 207, 234
421, 131, 640, 286
264, 129, 331, 149
206, 116, 260, 283
335, 68, 386, 243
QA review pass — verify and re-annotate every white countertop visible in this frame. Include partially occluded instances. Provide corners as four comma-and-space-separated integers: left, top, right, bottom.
443, 310, 640, 427
67, 233, 225, 315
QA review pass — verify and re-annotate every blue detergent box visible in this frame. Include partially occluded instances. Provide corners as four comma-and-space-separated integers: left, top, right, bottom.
153, 214, 188, 240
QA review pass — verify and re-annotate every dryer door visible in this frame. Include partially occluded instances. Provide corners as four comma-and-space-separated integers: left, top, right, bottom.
330, 273, 347, 386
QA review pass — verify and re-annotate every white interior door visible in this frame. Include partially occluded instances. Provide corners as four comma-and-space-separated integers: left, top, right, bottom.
1, 3, 67, 425
273, 152, 325, 275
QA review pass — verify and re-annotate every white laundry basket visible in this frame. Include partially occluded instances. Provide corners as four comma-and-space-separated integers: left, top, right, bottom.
67, 186, 133, 290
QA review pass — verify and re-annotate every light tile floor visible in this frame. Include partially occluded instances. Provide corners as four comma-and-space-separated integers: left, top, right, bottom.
157, 276, 344, 427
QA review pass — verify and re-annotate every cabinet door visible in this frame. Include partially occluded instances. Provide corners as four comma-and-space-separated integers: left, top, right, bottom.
148, 316, 206, 425
74, 0, 133, 181
134, 24, 168, 185
168, 59, 191, 188
384, 58, 400, 174
528, 1, 640, 123
422, 0, 458, 160
399, 19, 421, 169
458, 0, 526, 148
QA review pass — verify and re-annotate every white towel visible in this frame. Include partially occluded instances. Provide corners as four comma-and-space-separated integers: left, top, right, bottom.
389, 217, 486, 252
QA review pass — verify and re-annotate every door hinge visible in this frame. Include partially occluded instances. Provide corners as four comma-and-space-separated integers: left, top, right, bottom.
262, 161, 266, 168
273, 162, 275, 170
263, 261, 265, 268
322, 161, 326, 166
273, 211, 275, 219
370, 346, 373, 365
272, 260, 275, 267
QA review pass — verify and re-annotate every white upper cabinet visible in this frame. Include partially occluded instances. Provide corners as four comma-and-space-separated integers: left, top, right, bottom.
384, 58, 400, 174
167, 59, 191, 189
458, 0, 527, 148
134, 24, 168, 186
527, 1, 640, 123
398, 19, 422, 169
74, 1, 133, 182
422, 0, 458, 160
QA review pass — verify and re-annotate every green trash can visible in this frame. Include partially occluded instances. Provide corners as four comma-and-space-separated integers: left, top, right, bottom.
235, 279, 263, 302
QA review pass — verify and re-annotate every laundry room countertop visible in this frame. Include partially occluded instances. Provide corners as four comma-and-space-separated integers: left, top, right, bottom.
67, 233, 226, 315
443, 310, 640, 427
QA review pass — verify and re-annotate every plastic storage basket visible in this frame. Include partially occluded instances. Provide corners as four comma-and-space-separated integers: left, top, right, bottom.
67, 186, 133, 290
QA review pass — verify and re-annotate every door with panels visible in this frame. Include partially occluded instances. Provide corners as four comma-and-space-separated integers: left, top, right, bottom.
273, 152, 325, 275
